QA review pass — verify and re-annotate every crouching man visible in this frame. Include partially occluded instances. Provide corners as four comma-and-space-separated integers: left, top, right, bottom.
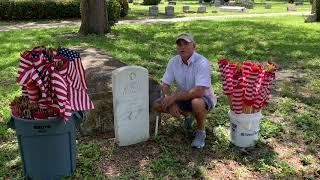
154, 33, 217, 148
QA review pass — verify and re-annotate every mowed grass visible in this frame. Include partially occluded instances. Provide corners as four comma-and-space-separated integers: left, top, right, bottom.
0, 16, 320, 178
0, 1, 311, 26
127, 0, 312, 19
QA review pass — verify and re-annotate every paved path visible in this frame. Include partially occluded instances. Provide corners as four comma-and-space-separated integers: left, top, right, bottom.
0, 12, 310, 31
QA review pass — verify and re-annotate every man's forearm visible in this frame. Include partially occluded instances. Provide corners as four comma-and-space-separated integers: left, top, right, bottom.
161, 83, 171, 96
173, 87, 206, 101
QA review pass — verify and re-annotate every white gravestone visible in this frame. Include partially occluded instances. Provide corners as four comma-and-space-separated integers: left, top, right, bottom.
112, 66, 149, 146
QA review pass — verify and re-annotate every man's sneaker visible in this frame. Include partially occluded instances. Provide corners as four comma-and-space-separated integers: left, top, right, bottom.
182, 116, 193, 129
191, 131, 206, 148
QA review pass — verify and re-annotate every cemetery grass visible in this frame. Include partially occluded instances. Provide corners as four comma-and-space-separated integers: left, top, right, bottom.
0, 16, 320, 178
0, 1, 311, 27
127, 0, 311, 19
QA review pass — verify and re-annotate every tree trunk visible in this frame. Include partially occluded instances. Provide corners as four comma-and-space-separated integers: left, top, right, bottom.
316, 0, 320, 21
311, 0, 316, 13
79, 0, 109, 35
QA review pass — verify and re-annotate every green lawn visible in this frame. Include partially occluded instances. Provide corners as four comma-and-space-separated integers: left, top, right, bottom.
0, 1, 312, 26
0, 16, 320, 178
126, 0, 312, 19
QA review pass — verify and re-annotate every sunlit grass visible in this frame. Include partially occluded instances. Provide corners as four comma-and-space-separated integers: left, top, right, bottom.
127, 0, 311, 19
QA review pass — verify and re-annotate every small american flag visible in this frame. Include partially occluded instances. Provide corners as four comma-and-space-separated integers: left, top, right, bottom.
16, 46, 94, 120
58, 47, 80, 61
57, 47, 94, 111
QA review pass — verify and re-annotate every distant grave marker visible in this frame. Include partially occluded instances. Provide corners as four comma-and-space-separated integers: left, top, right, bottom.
265, 4, 272, 9
149, 6, 159, 16
228, 1, 237, 6
294, 1, 303, 5
287, 5, 297, 11
165, 6, 175, 16
183, 5, 190, 13
112, 66, 149, 146
214, 0, 222, 7
168, 1, 176, 5
197, 6, 206, 13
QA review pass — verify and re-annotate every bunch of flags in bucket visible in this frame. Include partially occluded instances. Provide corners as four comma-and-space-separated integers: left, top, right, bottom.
10, 46, 94, 121
218, 58, 278, 114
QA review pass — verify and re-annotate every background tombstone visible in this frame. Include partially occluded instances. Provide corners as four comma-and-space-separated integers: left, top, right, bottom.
183, 5, 190, 13
287, 5, 297, 11
112, 66, 149, 146
149, 6, 159, 16
228, 1, 237, 6
168, 1, 176, 5
294, 1, 304, 5
214, 0, 222, 7
197, 6, 206, 13
165, 6, 175, 16
265, 4, 272, 9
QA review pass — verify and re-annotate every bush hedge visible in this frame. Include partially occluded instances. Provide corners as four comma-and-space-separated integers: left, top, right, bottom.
0, 0, 128, 21
0, 0, 81, 20
143, 0, 161, 5
106, 0, 121, 26
119, 0, 129, 17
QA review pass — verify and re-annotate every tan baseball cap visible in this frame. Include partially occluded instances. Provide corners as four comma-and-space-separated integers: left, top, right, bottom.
176, 33, 195, 43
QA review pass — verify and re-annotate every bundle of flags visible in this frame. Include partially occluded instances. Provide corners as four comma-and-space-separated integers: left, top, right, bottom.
11, 46, 94, 121
218, 58, 278, 114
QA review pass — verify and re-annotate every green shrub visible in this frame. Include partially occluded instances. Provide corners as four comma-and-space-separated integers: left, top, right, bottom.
106, 0, 121, 26
143, 0, 161, 5
0, 0, 126, 26
236, 0, 254, 9
119, 0, 129, 17
0, 0, 80, 20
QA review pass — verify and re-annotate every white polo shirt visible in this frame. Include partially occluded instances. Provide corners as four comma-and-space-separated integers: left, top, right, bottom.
162, 52, 217, 106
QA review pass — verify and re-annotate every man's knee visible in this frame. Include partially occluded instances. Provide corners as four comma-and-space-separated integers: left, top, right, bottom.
191, 98, 206, 111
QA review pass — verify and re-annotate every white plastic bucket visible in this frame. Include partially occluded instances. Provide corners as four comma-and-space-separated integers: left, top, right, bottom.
228, 111, 263, 148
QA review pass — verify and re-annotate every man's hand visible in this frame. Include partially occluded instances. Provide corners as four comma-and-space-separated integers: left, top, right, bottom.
168, 104, 181, 118
161, 95, 176, 110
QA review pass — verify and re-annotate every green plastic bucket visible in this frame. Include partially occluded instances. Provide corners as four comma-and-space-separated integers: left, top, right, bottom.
12, 116, 77, 179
